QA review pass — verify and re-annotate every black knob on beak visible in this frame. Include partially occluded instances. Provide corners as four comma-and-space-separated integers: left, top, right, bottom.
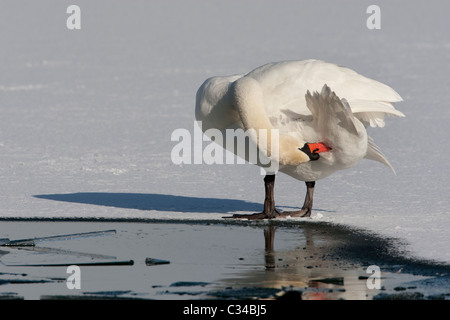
299, 143, 320, 161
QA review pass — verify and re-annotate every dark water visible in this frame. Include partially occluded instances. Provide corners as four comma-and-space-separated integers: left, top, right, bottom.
0, 219, 449, 300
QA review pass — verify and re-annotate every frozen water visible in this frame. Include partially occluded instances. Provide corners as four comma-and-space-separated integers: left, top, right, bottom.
0, 1, 449, 264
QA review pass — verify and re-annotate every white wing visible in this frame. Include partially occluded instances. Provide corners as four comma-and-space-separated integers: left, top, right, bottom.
245, 60, 404, 128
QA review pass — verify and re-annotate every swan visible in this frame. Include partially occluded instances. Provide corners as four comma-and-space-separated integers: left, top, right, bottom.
195, 60, 404, 219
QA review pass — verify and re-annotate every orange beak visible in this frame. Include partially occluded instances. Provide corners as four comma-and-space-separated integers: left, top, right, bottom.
306, 142, 332, 154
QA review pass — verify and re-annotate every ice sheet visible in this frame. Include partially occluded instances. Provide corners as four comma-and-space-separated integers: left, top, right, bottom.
0, 0, 449, 263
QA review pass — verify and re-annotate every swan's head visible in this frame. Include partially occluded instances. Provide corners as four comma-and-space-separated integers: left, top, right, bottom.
277, 135, 312, 166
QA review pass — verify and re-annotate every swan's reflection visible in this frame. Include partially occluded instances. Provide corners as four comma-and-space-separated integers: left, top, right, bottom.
263, 226, 275, 270
262, 225, 345, 299
222, 224, 387, 300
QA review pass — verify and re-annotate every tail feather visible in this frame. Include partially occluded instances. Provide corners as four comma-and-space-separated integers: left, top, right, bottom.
365, 137, 396, 174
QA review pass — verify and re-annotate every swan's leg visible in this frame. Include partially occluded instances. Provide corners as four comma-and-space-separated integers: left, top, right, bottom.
224, 174, 280, 220
282, 181, 315, 218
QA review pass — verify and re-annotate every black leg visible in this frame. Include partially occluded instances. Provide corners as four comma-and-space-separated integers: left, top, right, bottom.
278, 181, 315, 218
224, 174, 280, 219
262, 174, 278, 218
301, 181, 315, 217
223, 177, 316, 220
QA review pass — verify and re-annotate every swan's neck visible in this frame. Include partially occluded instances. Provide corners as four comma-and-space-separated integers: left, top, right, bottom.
232, 77, 309, 165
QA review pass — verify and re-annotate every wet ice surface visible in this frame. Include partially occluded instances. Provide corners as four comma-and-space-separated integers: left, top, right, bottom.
1, 220, 449, 300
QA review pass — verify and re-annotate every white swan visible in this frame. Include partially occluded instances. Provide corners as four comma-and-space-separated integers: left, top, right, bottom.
195, 60, 404, 219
